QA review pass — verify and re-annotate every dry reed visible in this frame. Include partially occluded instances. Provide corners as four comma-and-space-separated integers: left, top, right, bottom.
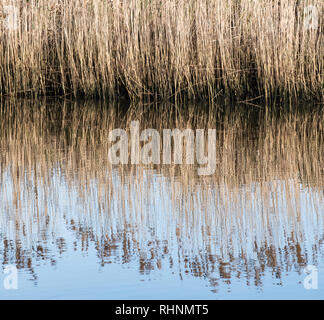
0, 0, 323, 101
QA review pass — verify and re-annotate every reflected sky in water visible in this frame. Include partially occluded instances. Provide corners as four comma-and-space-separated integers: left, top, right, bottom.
0, 100, 323, 299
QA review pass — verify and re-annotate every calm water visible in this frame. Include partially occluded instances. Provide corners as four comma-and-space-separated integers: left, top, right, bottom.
0, 99, 323, 299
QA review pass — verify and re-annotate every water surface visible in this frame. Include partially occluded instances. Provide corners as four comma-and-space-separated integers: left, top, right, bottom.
0, 100, 323, 299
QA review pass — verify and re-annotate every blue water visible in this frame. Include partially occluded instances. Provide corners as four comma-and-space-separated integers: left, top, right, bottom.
0, 102, 323, 299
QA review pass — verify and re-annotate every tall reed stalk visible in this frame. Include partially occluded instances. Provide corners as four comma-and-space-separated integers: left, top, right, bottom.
0, 0, 323, 101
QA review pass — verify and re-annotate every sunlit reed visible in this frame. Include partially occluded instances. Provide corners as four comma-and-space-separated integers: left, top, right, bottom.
0, 0, 323, 100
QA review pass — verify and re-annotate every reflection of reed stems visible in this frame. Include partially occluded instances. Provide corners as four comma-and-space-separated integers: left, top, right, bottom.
0, 99, 323, 288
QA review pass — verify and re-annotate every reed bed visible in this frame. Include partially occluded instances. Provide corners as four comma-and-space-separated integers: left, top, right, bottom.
0, 0, 323, 101
0, 99, 323, 287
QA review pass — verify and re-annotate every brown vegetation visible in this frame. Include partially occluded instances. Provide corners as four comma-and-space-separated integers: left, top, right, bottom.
0, 0, 323, 101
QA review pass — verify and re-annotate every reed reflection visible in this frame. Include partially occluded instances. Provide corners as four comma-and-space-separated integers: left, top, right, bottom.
0, 99, 323, 292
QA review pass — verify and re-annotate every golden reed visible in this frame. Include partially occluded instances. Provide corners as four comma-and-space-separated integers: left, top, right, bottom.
0, 0, 323, 101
